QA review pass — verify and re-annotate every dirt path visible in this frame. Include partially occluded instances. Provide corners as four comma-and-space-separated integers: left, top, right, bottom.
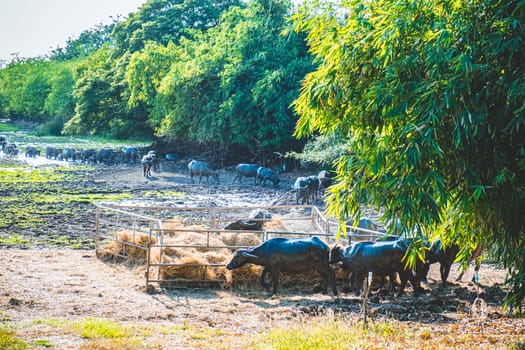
1, 249, 518, 348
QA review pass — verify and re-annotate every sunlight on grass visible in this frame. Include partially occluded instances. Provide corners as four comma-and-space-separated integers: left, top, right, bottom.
0, 122, 24, 133
143, 190, 185, 199
0, 326, 28, 350
0, 167, 76, 183
249, 313, 448, 350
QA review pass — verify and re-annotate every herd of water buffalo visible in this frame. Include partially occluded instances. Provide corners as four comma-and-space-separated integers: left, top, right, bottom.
226, 234, 482, 297
1, 135, 336, 201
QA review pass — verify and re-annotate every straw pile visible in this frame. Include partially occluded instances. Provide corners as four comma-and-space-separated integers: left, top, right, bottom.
99, 216, 340, 290
97, 230, 156, 265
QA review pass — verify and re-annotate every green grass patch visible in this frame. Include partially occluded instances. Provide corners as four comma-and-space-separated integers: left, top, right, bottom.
0, 167, 77, 183
72, 318, 132, 339
0, 234, 31, 248
31, 192, 132, 204
0, 326, 28, 350
0, 122, 24, 133
249, 314, 421, 350
143, 190, 185, 199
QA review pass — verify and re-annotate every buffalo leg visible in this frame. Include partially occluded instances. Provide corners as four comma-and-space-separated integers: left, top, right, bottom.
270, 268, 280, 296
316, 266, 338, 296
259, 267, 271, 291
440, 263, 452, 285
397, 271, 409, 297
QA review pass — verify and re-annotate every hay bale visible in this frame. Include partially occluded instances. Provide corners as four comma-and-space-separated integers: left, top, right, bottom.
230, 265, 264, 287
221, 232, 262, 249
99, 230, 156, 264
279, 270, 323, 288
161, 218, 183, 230
164, 231, 229, 253
160, 255, 216, 281
263, 217, 289, 232
202, 250, 230, 264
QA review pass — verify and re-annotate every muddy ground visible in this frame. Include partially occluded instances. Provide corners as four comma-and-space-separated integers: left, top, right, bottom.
0, 157, 524, 349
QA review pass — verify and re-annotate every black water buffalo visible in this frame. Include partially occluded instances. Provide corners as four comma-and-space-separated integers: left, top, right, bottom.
293, 177, 309, 204
232, 163, 261, 185
122, 146, 139, 165
62, 147, 76, 162
188, 160, 219, 184
0, 136, 6, 152
146, 150, 160, 172
293, 176, 318, 204
25, 145, 38, 158
255, 167, 280, 188
422, 241, 482, 285
318, 170, 336, 193
80, 149, 97, 163
330, 239, 419, 297
346, 217, 386, 239
224, 220, 262, 231
3, 143, 18, 156
45, 146, 56, 159
226, 236, 337, 296
455, 244, 483, 282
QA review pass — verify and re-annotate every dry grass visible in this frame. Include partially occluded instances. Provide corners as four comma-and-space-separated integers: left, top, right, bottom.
97, 217, 350, 292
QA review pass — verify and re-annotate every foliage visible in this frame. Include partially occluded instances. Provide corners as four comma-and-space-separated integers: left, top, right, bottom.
0, 58, 78, 132
0, 327, 28, 350
1, 0, 313, 158
292, 0, 525, 312
152, 0, 311, 157
112, 0, 244, 54
50, 22, 116, 61
288, 131, 350, 166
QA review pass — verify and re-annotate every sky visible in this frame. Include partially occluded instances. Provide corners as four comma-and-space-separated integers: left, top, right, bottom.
0, 0, 147, 63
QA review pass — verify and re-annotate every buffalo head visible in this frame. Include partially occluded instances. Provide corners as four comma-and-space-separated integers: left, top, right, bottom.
226, 249, 261, 270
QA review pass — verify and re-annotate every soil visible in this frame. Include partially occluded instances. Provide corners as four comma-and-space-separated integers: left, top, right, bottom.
1, 157, 524, 349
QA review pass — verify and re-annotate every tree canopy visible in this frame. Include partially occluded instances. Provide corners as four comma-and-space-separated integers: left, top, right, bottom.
0, 0, 310, 156
292, 0, 525, 312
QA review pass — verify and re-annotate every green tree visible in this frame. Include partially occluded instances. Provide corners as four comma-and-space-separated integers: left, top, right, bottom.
154, 0, 312, 158
64, 46, 151, 138
112, 0, 243, 54
50, 22, 116, 61
292, 0, 525, 312
0, 58, 51, 122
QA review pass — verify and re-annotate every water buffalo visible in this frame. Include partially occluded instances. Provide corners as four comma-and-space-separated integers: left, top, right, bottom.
330, 239, 419, 297
226, 236, 337, 296
224, 220, 262, 231
3, 143, 18, 156
224, 210, 272, 230
25, 145, 38, 158
122, 146, 139, 165
146, 150, 160, 172
255, 167, 279, 188
141, 154, 155, 177
455, 244, 483, 282
347, 217, 386, 235
318, 170, 336, 193
422, 241, 482, 285
293, 176, 318, 204
232, 163, 261, 185
188, 160, 219, 184
62, 147, 76, 162
96, 148, 116, 165
0, 135, 6, 152
80, 149, 97, 163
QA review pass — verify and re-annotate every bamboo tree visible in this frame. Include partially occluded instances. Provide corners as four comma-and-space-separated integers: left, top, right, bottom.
292, 0, 525, 312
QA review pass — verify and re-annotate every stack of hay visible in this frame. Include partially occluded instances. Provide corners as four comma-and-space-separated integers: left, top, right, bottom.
99, 216, 337, 291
